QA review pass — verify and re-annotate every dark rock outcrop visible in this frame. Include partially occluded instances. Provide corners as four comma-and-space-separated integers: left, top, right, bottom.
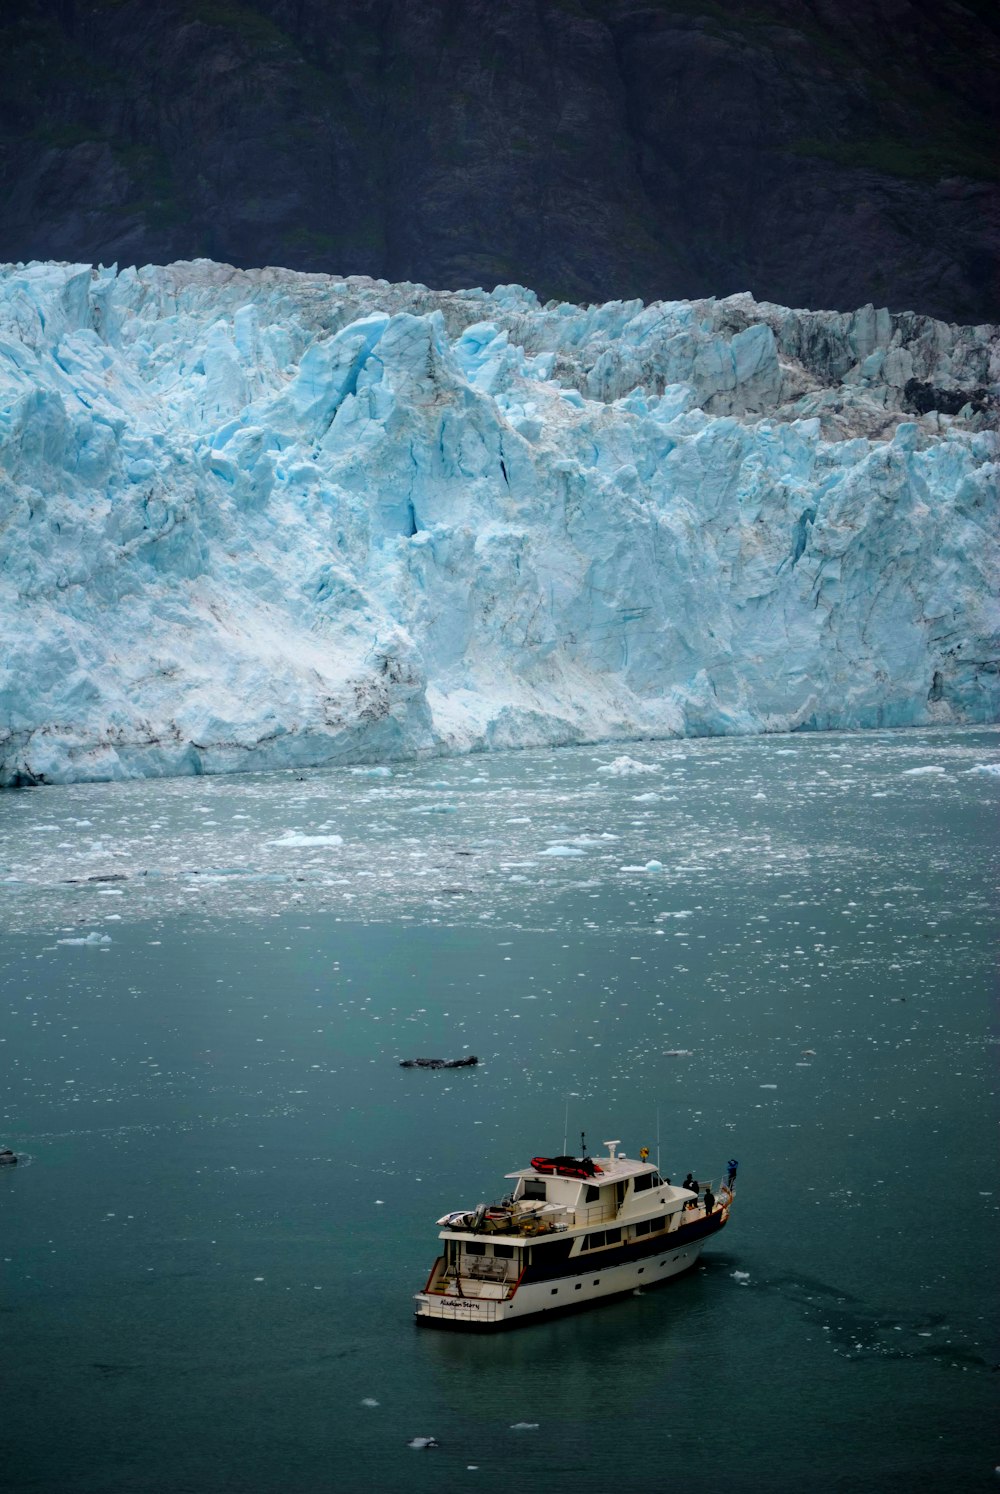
902, 378, 995, 416
399, 1057, 480, 1069
0, 0, 997, 322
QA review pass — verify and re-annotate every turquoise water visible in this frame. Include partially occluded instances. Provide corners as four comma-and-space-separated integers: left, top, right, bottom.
1, 729, 997, 1491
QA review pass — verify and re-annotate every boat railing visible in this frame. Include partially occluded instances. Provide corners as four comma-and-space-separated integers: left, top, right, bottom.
678, 1177, 733, 1216
575, 1202, 619, 1226
463, 1257, 513, 1284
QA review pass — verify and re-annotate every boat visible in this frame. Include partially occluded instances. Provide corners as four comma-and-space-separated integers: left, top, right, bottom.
414, 1138, 736, 1329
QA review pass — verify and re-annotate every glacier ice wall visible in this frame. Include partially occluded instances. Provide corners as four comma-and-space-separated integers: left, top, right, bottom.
0, 259, 997, 785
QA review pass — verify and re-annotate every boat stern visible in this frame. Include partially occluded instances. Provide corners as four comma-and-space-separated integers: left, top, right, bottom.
414, 1289, 511, 1329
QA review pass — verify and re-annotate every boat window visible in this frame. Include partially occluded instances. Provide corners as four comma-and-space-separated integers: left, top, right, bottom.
605, 1228, 621, 1244
584, 1231, 605, 1249
521, 1179, 546, 1200
493, 1244, 514, 1258
651, 1216, 666, 1231
584, 1185, 600, 1204
633, 1173, 653, 1193
465, 1241, 486, 1255
651, 1172, 664, 1187
635, 1219, 650, 1236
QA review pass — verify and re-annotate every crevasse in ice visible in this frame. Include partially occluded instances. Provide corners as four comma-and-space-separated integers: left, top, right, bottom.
0, 259, 997, 785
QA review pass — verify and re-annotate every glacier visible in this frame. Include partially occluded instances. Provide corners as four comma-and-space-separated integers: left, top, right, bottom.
0, 258, 997, 787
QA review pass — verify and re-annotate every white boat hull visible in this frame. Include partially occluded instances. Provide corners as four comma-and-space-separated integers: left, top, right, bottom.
414, 1235, 707, 1329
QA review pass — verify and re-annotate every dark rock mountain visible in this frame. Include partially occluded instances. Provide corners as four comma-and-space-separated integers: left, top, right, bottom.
1, 0, 997, 321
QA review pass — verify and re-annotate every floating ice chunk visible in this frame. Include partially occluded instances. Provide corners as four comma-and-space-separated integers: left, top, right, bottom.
760, 1083, 778, 1089
408, 1437, 439, 1449
510, 1422, 539, 1430
540, 844, 585, 857
57, 931, 112, 946
598, 756, 659, 776
731, 1270, 751, 1280
350, 766, 392, 777
664, 1049, 693, 1057
968, 762, 1000, 776
267, 833, 344, 847
360, 1398, 379, 1407
901, 766, 945, 776
632, 792, 661, 802
643, 859, 663, 872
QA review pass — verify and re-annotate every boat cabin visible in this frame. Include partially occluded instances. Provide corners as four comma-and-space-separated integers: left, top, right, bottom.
504, 1138, 683, 1227
434, 1139, 703, 1245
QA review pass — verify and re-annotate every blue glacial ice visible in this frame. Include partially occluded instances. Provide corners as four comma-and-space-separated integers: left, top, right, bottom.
0, 258, 997, 785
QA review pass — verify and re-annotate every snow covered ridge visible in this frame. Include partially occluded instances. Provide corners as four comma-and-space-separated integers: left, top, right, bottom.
0, 258, 997, 787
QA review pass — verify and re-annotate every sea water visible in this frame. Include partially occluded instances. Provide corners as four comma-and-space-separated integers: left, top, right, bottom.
1, 728, 997, 1492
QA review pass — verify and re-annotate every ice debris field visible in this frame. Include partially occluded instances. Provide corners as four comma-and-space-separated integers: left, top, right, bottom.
0, 259, 997, 786
2, 725, 996, 938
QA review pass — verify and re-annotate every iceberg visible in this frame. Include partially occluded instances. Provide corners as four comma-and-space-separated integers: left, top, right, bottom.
0, 259, 997, 786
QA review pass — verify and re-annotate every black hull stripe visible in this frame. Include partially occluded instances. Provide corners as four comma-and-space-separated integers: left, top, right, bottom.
521, 1212, 726, 1283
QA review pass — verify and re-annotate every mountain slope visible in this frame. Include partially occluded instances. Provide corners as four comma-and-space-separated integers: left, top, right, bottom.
0, 0, 997, 322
